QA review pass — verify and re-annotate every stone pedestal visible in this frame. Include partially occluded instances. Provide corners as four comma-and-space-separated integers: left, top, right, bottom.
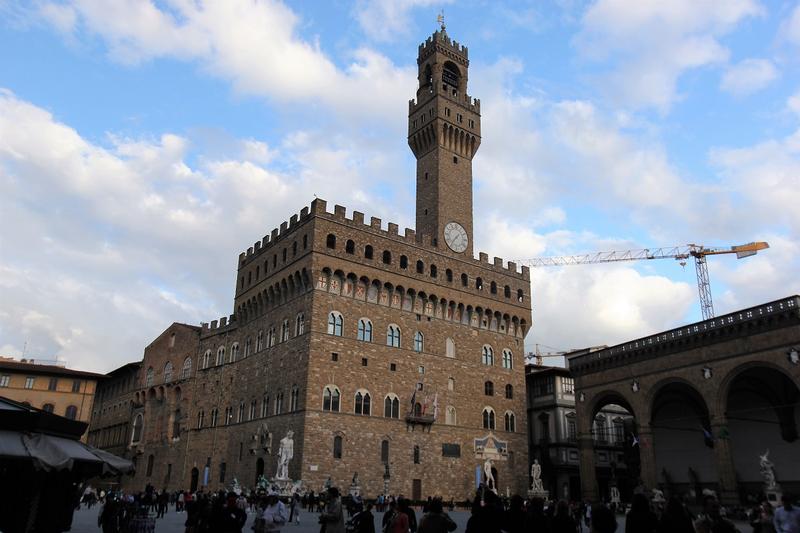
766, 487, 782, 508
349, 483, 362, 498
270, 478, 305, 497
527, 488, 549, 500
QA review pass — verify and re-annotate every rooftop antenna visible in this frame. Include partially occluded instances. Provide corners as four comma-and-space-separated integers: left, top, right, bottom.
437, 10, 446, 31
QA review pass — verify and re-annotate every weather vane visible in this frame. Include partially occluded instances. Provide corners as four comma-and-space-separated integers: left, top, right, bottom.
437, 10, 445, 31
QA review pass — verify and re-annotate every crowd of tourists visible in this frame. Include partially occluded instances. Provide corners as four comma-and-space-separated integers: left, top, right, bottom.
86, 482, 800, 533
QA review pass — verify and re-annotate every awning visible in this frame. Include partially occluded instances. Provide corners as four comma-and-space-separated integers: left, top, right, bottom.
0, 430, 134, 476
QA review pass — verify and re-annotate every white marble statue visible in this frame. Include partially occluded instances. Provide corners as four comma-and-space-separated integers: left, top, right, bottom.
759, 449, 777, 490
484, 459, 495, 490
276, 430, 294, 480
531, 460, 544, 492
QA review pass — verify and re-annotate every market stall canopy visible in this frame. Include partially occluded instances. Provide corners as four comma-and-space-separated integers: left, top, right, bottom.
0, 396, 134, 476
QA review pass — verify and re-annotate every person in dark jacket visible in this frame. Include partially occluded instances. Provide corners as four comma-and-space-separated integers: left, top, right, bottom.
216, 492, 247, 533
350, 502, 376, 533
465, 490, 502, 533
626, 493, 658, 533
524, 497, 550, 532
657, 496, 695, 533
500, 495, 525, 533
399, 498, 418, 533
550, 500, 578, 533
591, 504, 618, 533
417, 498, 457, 533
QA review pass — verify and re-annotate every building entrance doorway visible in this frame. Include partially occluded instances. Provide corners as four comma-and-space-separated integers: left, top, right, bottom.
255, 458, 264, 486
412, 479, 422, 500
190, 468, 199, 492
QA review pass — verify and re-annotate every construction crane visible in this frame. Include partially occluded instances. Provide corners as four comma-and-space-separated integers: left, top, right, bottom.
525, 344, 566, 366
523, 242, 769, 320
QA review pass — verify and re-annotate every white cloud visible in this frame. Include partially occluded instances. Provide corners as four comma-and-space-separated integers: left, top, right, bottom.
720, 58, 778, 95
574, 0, 764, 111
355, 0, 453, 42
788, 90, 800, 116
781, 3, 800, 46
32, 0, 416, 120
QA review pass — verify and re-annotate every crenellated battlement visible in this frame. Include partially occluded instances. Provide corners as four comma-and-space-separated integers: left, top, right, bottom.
418, 30, 468, 60
238, 205, 312, 265
408, 94, 480, 115
200, 314, 237, 337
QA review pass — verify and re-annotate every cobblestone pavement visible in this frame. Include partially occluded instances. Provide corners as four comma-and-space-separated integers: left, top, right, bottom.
68, 505, 750, 532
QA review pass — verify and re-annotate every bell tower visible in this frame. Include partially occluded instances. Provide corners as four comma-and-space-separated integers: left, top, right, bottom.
408, 24, 481, 256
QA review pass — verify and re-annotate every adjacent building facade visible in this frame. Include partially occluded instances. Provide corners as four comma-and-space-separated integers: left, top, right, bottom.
0, 357, 103, 438
91, 28, 532, 499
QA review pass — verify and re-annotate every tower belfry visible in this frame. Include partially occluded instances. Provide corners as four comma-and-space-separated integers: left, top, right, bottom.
408, 29, 481, 256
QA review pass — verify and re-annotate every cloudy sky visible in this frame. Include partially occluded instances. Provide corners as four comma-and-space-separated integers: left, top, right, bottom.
1, 0, 799, 372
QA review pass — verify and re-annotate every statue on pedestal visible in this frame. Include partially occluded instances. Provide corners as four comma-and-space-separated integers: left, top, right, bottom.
276, 430, 294, 480
484, 459, 495, 491
759, 449, 777, 490
530, 460, 544, 492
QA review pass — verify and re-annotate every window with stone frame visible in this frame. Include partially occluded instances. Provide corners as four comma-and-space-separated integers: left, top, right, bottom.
345, 239, 355, 254
501, 349, 513, 369
504, 411, 516, 432
211, 408, 218, 427
562, 376, 575, 394
145, 367, 154, 386
295, 313, 305, 336
446, 338, 456, 358
274, 392, 283, 415
249, 400, 257, 420
281, 319, 290, 342
482, 345, 494, 366
446, 406, 457, 425
384, 394, 400, 419
484, 381, 494, 396
413, 331, 424, 353
323, 386, 340, 412
505, 384, 513, 399
482, 408, 495, 430
245, 338, 252, 357
354, 390, 371, 416
238, 402, 245, 423
387, 325, 401, 348
413, 445, 420, 464
380, 440, 390, 463
328, 312, 343, 336
268, 327, 276, 347
197, 410, 205, 429
216, 347, 225, 366
290, 386, 299, 411
357, 319, 373, 342
230, 343, 239, 362
261, 396, 269, 418
132, 413, 143, 442
333, 435, 343, 459
163, 362, 173, 383
326, 234, 336, 249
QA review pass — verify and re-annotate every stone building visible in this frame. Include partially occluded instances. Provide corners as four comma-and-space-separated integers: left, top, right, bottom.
569, 295, 800, 504
526, 364, 634, 503
87, 361, 141, 459
0, 357, 103, 439
98, 28, 532, 499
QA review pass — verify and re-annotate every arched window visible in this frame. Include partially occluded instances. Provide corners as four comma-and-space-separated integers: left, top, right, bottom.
261, 395, 269, 418
292, 241, 297, 256
430, 264, 437, 278
244, 338, 252, 357
274, 392, 283, 415
413, 331, 424, 353
384, 394, 400, 419
382, 250, 392, 264
490, 281, 497, 294
505, 384, 514, 399
230, 343, 239, 363
323, 386, 341, 412
416, 260, 424, 274
505, 411, 516, 432
502, 349, 513, 369
380, 439, 390, 463
345, 240, 355, 254
504, 285, 511, 298
145, 367, 154, 387
163, 362, 173, 383
354, 391, 371, 416
202, 350, 211, 369
482, 408, 496, 430
446, 406, 457, 425
365, 245, 374, 259
131, 413, 143, 443
290, 386, 299, 411
413, 445, 420, 464
446, 269, 453, 282
197, 410, 205, 428
216, 347, 225, 366
400, 255, 408, 269
211, 408, 218, 427
484, 381, 494, 396
295, 313, 305, 336
387, 325, 401, 348
445, 338, 456, 358
327, 312, 343, 336
476, 277, 483, 290
42, 403, 54, 413
333, 435, 343, 459
448, 377, 455, 391
146, 454, 155, 477
482, 345, 494, 366
281, 319, 290, 342
357, 319, 373, 342
238, 402, 245, 423
461, 273, 468, 287
326, 234, 336, 249
517, 289, 524, 302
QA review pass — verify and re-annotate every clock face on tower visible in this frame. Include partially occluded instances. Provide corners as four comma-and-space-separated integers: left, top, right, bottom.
444, 222, 468, 253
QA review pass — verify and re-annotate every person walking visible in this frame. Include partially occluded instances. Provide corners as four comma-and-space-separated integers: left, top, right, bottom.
349, 502, 376, 533
215, 492, 248, 533
399, 498, 418, 533
288, 492, 301, 524
321, 487, 346, 533
417, 498, 457, 533
694, 495, 738, 533
774, 494, 800, 533
591, 505, 618, 533
257, 494, 288, 533
501, 495, 525, 533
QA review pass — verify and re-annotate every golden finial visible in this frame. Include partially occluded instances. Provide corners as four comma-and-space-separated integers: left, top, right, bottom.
437, 10, 445, 31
